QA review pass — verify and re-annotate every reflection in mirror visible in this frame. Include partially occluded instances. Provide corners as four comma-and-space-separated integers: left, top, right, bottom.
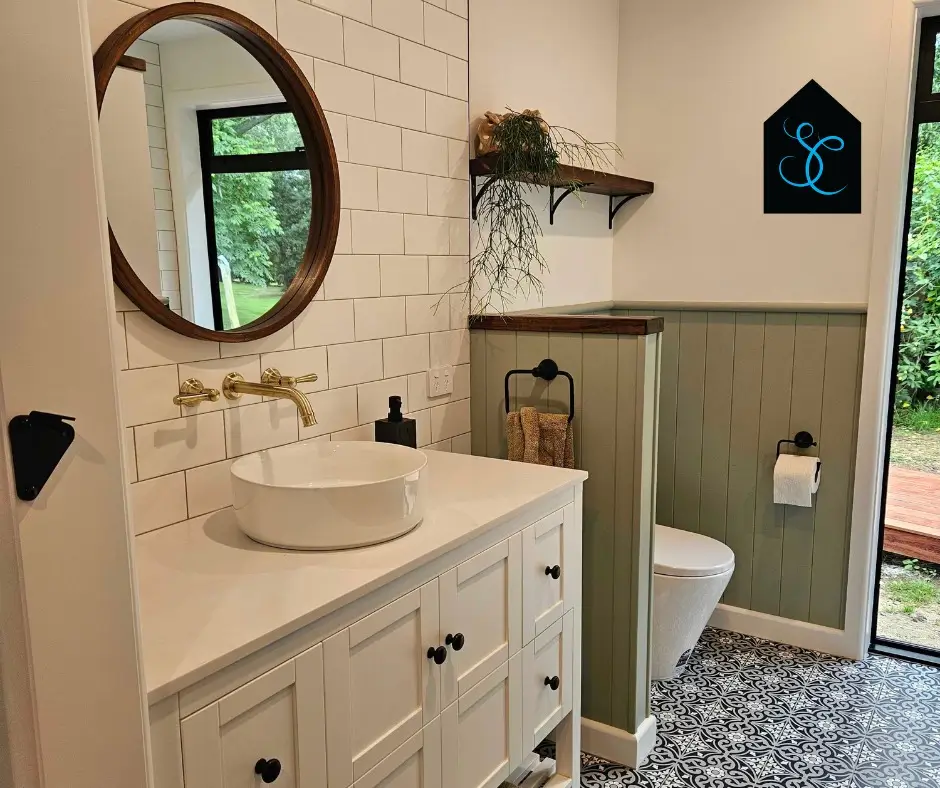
99, 20, 312, 331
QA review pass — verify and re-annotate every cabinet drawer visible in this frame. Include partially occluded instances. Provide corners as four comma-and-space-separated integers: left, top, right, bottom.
522, 611, 573, 752
325, 581, 441, 788
441, 653, 523, 788
440, 536, 521, 707
355, 719, 441, 788
522, 505, 575, 643
180, 644, 326, 788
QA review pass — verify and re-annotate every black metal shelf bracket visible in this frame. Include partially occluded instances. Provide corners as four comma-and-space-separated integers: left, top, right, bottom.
471, 173, 497, 220
549, 185, 578, 225
609, 194, 641, 229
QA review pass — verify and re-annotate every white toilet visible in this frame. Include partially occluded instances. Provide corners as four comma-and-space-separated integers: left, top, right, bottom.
651, 524, 735, 680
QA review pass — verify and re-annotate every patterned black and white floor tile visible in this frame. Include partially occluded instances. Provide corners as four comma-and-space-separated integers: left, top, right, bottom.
540, 627, 940, 788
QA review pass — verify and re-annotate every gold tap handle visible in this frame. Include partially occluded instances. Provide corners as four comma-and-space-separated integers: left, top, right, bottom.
285, 372, 319, 386
174, 379, 221, 408
261, 368, 319, 387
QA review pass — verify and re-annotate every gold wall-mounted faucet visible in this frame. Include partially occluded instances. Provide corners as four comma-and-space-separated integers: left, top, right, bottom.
222, 369, 318, 428
174, 379, 220, 408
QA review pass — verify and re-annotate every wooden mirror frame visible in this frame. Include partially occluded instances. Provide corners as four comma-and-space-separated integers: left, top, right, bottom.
93, 2, 340, 343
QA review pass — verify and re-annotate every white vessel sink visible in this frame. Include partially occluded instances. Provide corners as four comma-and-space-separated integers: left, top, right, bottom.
231, 441, 428, 550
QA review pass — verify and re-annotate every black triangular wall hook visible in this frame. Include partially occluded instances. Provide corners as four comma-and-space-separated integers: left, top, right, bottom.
8, 411, 76, 501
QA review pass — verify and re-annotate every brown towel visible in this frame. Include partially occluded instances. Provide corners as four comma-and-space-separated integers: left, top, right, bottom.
507, 406, 575, 469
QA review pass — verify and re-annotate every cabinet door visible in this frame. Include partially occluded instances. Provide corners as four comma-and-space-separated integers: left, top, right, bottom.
522, 611, 573, 753
355, 719, 441, 788
180, 644, 326, 788
325, 581, 441, 788
440, 536, 521, 707
441, 653, 522, 788
521, 505, 575, 643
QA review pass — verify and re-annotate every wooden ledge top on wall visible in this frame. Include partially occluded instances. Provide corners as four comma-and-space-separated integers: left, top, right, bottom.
468, 313, 664, 335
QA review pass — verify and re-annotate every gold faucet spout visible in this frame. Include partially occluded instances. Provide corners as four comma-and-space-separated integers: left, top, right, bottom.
222, 373, 317, 427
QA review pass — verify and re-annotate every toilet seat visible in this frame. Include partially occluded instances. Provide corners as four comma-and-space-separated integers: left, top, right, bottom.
654, 524, 735, 578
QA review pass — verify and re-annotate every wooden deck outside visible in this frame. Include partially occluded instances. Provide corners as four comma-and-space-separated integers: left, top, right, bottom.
884, 465, 940, 564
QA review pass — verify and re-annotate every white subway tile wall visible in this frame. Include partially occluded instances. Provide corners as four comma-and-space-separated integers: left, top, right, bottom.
94, 0, 470, 536
125, 37, 181, 311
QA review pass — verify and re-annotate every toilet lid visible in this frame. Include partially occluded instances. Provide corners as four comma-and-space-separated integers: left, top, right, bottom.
654, 525, 735, 578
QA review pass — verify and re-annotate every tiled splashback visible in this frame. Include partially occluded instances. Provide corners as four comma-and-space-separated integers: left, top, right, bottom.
125, 36, 182, 310
94, 0, 471, 537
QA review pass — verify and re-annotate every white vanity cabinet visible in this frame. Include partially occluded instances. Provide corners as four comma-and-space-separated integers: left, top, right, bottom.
146, 486, 584, 788
179, 644, 326, 788
439, 536, 522, 707
522, 506, 577, 644
324, 583, 442, 788
522, 613, 574, 753
355, 720, 442, 788
442, 655, 523, 788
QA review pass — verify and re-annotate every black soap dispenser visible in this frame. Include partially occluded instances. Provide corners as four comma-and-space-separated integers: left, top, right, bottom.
375, 396, 417, 448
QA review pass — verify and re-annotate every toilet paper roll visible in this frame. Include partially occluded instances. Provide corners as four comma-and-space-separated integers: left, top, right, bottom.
773, 454, 820, 507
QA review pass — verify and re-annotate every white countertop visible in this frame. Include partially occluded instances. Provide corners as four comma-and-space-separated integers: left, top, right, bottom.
134, 451, 587, 702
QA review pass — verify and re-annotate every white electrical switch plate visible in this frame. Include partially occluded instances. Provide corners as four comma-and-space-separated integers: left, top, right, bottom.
428, 366, 455, 398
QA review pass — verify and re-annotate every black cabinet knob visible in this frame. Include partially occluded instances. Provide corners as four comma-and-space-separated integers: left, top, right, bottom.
427, 645, 447, 664
445, 632, 465, 651
545, 565, 561, 580
255, 758, 282, 783
544, 675, 560, 691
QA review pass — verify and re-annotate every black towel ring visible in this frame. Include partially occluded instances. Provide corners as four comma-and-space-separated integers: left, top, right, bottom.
504, 359, 575, 423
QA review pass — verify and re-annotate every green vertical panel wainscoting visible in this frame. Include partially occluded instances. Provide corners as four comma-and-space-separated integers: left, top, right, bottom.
698, 313, 735, 547
617, 306, 866, 629
469, 323, 662, 736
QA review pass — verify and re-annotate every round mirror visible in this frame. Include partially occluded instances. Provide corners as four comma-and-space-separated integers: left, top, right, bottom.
94, 3, 339, 342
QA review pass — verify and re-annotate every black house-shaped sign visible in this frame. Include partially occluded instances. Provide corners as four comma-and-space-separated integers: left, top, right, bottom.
764, 80, 861, 214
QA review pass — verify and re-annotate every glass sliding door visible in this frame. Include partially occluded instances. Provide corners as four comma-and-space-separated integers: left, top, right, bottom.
872, 17, 940, 663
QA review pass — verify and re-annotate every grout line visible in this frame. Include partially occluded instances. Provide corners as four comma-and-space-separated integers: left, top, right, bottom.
128, 467, 188, 487
181, 468, 190, 520
131, 427, 139, 483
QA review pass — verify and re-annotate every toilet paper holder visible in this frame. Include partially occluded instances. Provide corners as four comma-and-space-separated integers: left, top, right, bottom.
776, 431, 820, 482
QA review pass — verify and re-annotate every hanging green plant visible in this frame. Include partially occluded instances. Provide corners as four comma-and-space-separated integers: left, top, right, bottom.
470, 109, 621, 312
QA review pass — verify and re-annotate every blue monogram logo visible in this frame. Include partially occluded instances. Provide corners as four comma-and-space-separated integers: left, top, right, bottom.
764, 80, 859, 213
777, 119, 846, 196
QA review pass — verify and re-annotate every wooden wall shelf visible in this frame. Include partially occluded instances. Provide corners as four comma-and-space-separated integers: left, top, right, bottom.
469, 312, 664, 336
469, 153, 654, 229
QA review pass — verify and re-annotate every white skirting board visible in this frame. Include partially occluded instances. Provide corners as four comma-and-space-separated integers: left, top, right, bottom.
708, 603, 861, 660
580, 716, 657, 770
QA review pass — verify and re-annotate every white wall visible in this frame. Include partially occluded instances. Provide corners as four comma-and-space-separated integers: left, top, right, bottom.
1, 0, 151, 783
161, 29, 278, 90
100, 67, 164, 296
469, 0, 620, 309
129, 37, 185, 313
613, 0, 895, 306
88, 0, 472, 541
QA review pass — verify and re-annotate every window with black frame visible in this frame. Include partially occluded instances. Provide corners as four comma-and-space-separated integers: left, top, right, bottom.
197, 102, 311, 330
